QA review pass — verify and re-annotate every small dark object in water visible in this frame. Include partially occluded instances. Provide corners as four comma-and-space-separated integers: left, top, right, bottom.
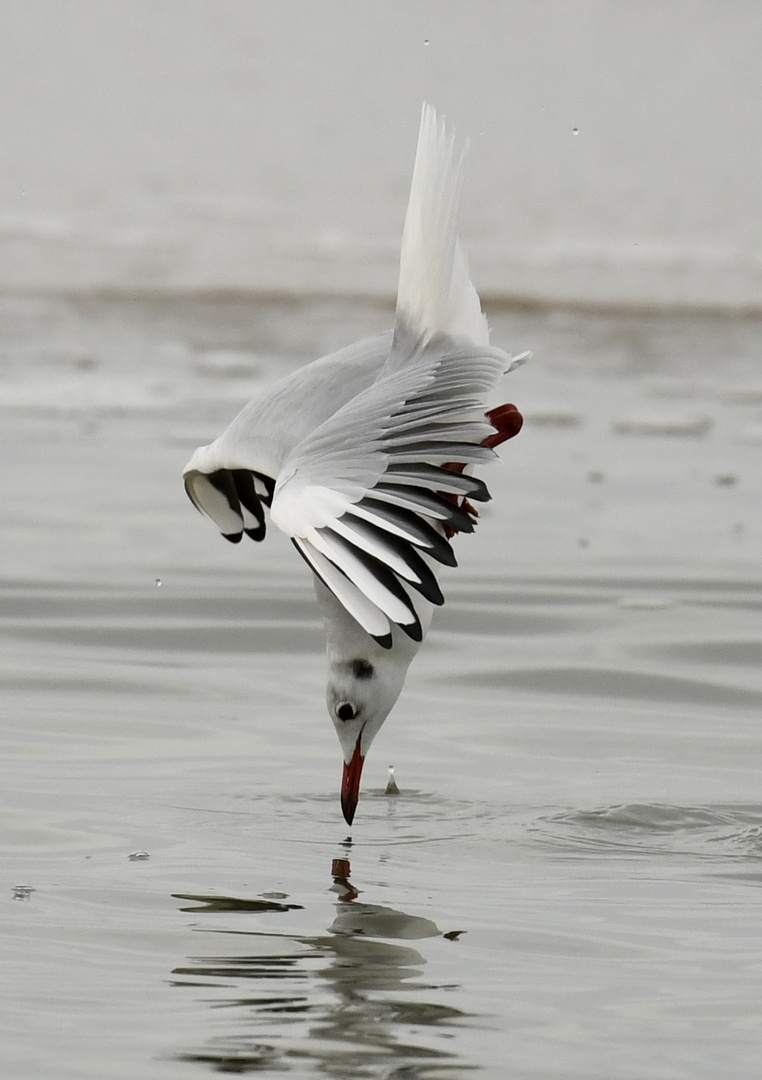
384, 765, 400, 795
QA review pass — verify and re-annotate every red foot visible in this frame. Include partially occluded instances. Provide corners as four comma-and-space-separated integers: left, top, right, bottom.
438, 402, 523, 537
483, 402, 523, 448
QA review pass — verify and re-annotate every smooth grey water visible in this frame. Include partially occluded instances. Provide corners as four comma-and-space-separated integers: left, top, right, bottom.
2, 295, 762, 1079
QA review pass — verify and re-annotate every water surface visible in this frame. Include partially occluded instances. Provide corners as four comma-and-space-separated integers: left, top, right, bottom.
2, 296, 762, 1079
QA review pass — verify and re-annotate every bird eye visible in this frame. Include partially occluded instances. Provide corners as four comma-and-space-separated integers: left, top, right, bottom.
336, 702, 356, 722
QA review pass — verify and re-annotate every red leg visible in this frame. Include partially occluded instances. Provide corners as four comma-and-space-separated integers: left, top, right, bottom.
439, 402, 523, 536
483, 402, 523, 448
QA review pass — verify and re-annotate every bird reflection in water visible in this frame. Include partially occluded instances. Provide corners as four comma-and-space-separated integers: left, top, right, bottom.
173, 855, 471, 1076
331, 856, 359, 901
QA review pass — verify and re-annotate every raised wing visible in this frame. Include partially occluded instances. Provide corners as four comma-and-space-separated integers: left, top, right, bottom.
266, 103, 522, 647
183, 102, 525, 647
270, 335, 517, 647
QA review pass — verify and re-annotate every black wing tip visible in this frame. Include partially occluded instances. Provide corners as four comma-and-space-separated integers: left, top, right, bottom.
417, 575, 444, 606
382, 462, 492, 504
371, 632, 394, 650
374, 482, 476, 533
450, 511, 475, 534
189, 467, 273, 546
437, 544, 458, 568
399, 618, 423, 643
318, 528, 425, 636
293, 535, 396, 649
466, 478, 491, 503
328, 519, 446, 607
356, 496, 458, 568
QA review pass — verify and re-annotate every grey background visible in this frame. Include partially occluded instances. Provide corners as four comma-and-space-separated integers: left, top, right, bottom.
2, 0, 761, 306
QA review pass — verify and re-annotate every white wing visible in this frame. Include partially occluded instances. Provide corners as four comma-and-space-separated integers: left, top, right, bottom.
393, 102, 490, 354
271, 335, 511, 646
270, 104, 519, 647
183, 103, 522, 648
183, 331, 392, 542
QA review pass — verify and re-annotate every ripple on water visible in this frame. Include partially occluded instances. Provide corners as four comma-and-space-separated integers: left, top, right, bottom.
0, 584, 322, 658
532, 803, 762, 860
264, 791, 487, 846
440, 603, 583, 638
636, 640, 762, 667
12, 621, 321, 656
448, 665, 762, 710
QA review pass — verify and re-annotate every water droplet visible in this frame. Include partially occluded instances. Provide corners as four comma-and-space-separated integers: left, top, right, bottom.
385, 765, 400, 796
12, 885, 34, 901
128, 850, 150, 861
572, 127, 579, 135
423, 38, 430, 46
154, 578, 162, 588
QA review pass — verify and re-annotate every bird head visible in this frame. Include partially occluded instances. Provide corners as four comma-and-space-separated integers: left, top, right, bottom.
314, 576, 429, 825
326, 652, 409, 826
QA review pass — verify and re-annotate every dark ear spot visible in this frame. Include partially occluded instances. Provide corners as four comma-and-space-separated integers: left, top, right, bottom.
351, 659, 375, 681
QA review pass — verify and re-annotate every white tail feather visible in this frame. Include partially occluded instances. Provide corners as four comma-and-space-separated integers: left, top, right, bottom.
395, 103, 489, 349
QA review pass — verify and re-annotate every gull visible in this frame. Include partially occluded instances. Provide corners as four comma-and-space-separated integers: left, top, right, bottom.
183, 104, 525, 825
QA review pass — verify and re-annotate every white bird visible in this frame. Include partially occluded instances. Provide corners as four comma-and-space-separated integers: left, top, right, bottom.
183, 104, 525, 824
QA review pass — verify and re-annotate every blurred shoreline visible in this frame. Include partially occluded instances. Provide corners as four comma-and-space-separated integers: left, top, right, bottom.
3, 4, 760, 313
3, 284, 762, 319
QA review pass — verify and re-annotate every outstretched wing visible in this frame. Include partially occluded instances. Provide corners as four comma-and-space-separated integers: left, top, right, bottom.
267, 102, 522, 647
270, 333, 515, 647
183, 103, 525, 647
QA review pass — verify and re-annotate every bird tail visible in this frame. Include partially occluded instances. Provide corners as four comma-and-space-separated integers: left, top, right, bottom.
393, 103, 490, 352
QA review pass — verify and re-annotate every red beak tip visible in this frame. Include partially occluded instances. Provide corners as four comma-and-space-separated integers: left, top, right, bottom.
340, 744, 365, 826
